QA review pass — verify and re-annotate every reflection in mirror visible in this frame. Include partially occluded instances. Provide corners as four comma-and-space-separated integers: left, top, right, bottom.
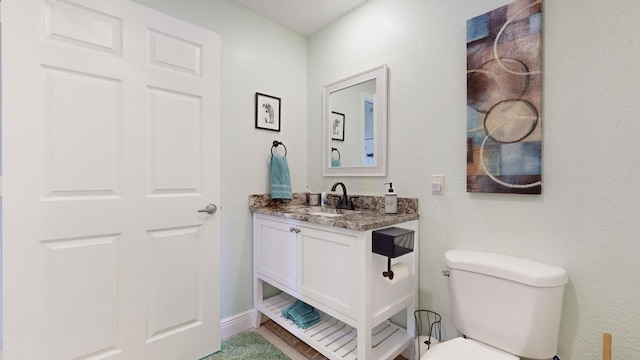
330, 79, 376, 167
323, 65, 387, 176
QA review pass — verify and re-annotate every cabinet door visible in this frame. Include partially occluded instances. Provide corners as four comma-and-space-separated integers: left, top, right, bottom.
255, 219, 298, 291
300, 227, 358, 319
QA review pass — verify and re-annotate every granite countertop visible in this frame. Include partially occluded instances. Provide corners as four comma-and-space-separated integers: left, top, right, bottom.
250, 193, 419, 231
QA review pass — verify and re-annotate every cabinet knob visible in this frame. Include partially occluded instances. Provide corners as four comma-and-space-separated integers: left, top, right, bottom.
289, 227, 301, 233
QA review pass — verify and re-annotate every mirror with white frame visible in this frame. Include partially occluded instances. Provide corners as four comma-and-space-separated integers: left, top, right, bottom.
323, 64, 387, 176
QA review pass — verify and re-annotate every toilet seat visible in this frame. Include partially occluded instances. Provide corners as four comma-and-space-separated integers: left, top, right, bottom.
420, 337, 519, 360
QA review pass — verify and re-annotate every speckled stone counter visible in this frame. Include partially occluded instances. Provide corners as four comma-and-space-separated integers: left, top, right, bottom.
249, 193, 419, 231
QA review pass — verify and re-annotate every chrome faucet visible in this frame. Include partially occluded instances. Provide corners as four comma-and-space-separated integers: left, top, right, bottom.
330, 182, 354, 210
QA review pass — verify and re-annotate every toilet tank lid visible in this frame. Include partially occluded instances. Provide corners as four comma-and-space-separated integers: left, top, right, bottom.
444, 250, 568, 287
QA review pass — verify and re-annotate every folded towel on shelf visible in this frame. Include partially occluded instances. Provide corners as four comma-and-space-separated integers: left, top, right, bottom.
281, 300, 300, 318
331, 159, 341, 167
281, 300, 320, 329
287, 301, 313, 322
295, 310, 320, 330
270, 155, 292, 200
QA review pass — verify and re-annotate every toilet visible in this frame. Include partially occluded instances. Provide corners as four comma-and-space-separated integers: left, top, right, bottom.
422, 250, 568, 360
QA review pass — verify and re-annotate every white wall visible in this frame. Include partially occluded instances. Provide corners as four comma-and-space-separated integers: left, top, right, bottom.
308, 1, 640, 359
129, 0, 640, 358
132, 0, 309, 320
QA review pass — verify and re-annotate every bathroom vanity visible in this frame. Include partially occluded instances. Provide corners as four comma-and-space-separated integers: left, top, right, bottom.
251, 194, 419, 360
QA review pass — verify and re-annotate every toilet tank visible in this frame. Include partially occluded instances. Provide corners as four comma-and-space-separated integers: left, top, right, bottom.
444, 250, 568, 360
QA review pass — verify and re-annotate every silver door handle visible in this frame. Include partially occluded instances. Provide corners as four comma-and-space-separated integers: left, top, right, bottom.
198, 203, 217, 215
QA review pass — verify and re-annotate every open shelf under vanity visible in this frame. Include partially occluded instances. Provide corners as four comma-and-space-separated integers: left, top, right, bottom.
258, 292, 412, 360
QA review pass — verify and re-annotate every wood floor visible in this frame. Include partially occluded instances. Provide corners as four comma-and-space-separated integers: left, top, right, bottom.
253, 319, 408, 360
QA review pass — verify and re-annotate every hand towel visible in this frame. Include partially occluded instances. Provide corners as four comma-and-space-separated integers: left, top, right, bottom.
331, 159, 341, 167
295, 310, 320, 330
270, 155, 292, 200
281, 300, 320, 329
287, 301, 314, 323
281, 300, 302, 318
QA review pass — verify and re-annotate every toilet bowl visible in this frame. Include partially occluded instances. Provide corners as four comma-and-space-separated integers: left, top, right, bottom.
424, 250, 568, 360
421, 337, 517, 360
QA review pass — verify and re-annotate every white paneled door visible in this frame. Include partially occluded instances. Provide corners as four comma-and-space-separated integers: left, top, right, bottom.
1, 0, 221, 359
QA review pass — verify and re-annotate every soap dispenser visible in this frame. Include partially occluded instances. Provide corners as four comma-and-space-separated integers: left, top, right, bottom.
384, 183, 397, 215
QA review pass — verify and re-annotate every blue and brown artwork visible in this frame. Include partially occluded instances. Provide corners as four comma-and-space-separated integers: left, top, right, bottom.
466, 0, 543, 194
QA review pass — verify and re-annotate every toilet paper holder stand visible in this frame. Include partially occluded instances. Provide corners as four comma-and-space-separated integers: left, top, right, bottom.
382, 257, 395, 279
372, 227, 415, 280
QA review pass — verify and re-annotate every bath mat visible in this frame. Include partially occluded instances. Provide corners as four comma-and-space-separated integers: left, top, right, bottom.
200, 331, 290, 360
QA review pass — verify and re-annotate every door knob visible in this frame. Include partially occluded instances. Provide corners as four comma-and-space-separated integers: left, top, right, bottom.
198, 203, 218, 215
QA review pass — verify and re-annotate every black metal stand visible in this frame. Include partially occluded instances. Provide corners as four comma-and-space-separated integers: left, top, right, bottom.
382, 257, 394, 280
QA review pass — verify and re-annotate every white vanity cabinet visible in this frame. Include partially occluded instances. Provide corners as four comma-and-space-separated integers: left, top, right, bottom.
254, 219, 298, 292
253, 213, 418, 360
299, 226, 359, 320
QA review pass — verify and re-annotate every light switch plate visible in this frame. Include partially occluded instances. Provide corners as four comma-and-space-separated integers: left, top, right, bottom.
432, 175, 444, 195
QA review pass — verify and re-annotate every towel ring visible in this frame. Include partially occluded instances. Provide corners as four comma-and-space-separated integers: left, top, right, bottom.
271, 140, 287, 156
331, 147, 341, 159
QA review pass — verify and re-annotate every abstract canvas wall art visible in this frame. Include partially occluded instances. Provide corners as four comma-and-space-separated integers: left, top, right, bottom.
466, 0, 543, 194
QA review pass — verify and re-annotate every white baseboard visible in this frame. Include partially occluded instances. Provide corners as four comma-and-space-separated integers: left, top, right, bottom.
220, 309, 255, 340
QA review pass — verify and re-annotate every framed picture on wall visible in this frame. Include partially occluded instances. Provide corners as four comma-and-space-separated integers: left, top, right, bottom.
255, 92, 281, 132
331, 111, 345, 141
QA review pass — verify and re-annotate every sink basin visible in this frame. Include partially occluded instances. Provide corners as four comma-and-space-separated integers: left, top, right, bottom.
308, 211, 344, 218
